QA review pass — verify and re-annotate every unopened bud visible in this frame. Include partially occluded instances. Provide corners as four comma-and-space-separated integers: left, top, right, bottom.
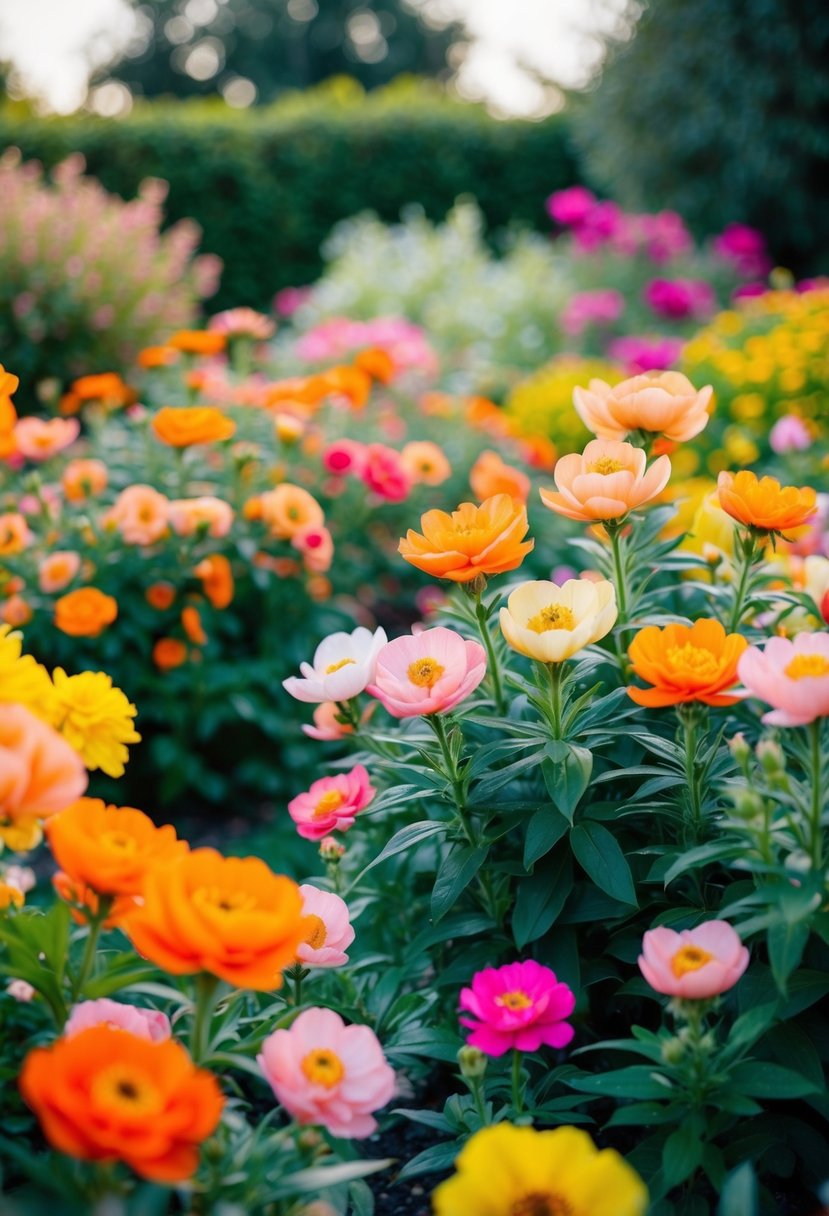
756, 738, 785, 775
731, 788, 765, 820
457, 1045, 488, 1080
319, 836, 345, 863
297, 1128, 325, 1152
785, 850, 813, 875
660, 1036, 685, 1065
728, 733, 751, 766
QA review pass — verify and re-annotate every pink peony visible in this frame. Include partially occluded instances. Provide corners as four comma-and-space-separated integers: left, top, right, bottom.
288, 764, 375, 840
770, 415, 811, 454
560, 289, 624, 337
738, 632, 829, 727
545, 186, 598, 228
258, 1006, 395, 1137
459, 960, 576, 1057
297, 884, 355, 968
643, 278, 715, 321
361, 443, 411, 502
105, 484, 169, 546
713, 224, 771, 277
639, 920, 749, 999
607, 336, 685, 374
64, 998, 171, 1042
14, 417, 80, 462
368, 627, 486, 719
322, 439, 366, 477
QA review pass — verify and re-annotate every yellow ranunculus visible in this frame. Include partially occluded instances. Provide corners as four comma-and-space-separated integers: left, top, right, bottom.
52, 669, 141, 779
499, 578, 617, 664
432, 1124, 647, 1216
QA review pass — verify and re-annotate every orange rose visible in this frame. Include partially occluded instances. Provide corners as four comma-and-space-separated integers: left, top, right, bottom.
146, 582, 176, 610
54, 588, 117, 637
399, 493, 534, 584
167, 329, 226, 357
20, 1026, 223, 1182
61, 458, 108, 502
153, 638, 188, 670
194, 554, 234, 609
470, 450, 531, 503
151, 406, 236, 447
717, 470, 818, 534
259, 483, 324, 539
125, 847, 307, 989
182, 605, 207, 645
627, 619, 748, 708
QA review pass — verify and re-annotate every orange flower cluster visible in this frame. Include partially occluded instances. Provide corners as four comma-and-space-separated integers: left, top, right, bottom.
151, 406, 236, 447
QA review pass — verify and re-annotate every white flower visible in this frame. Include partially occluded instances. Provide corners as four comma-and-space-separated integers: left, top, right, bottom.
282, 626, 388, 704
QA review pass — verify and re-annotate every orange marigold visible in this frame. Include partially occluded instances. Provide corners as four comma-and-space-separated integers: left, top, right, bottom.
153, 638, 188, 670
124, 847, 307, 990
399, 493, 534, 584
151, 406, 236, 447
194, 554, 234, 609
354, 347, 395, 384
717, 470, 818, 534
20, 1026, 223, 1182
146, 582, 176, 610
54, 588, 117, 638
627, 619, 748, 708
167, 329, 226, 357
182, 605, 207, 645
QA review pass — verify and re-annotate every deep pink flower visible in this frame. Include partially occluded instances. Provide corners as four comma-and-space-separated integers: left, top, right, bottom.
639, 920, 749, 999
644, 278, 715, 321
459, 960, 575, 1057
368, 627, 486, 718
738, 632, 829, 726
545, 186, 597, 228
607, 335, 684, 374
64, 999, 171, 1042
297, 884, 355, 968
713, 224, 771, 277
274, 285, 312, 317
288, 764, 375, 840
361, 443, 412, 502
322, 439, 366, 477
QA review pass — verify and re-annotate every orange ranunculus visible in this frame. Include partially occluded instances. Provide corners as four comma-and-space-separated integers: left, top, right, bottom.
151, 406, 236, 447
54, 588, 117, 638
354, 346, 396, 384
59, 372, 135, 416
153, 638, 188, 670
0, 513, 33, 557
124, 847, 307, 990
181, 605, 207, 645
717, 470, 818, 534
0, 704, 87, 824
194, 554, 234, 609
574, 372, 713, 444
399, 493, 534, 584
469, 450, 531, 503
53, 870, 137, 927
167, 329, 226, 357
61, 458, 108, 502
259, 483, 324, 540
146, 582, 176, 610
627, 619, 748, 708
20, 1026, 223, 1182
138, 344, 179, 369
400, 441, 452, 487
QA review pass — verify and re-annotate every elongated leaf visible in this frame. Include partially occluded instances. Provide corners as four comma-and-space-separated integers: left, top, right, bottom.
567, 1065, 674, 1099
396, 1141, 459, 1180
512, 847, 572, 948
663, 1123, 704, 1189
431, 844, 489, 922
768, 920, 809, 994
570, 822, 637, 906
353, 820, 448, 882
718, 1163, 758, 1216
542, 741, 593, 823
728, 1060, 819, 1098
523, 806, 569, 868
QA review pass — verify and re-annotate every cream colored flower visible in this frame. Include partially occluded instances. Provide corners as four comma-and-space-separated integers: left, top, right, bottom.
499, 578, 617, 663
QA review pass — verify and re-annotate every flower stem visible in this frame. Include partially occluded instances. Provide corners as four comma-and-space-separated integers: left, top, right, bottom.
728, 531, 758, 632
430, 714, 471, 839
511, 1049, 524, 1115
808, 719, 824, 870
606, 523, 630, 670
679, 706, 704, 840
475, 591, 506, 716
71, 899, 112, 1001
546, 662, 564, 739
190, 973, 220, 1064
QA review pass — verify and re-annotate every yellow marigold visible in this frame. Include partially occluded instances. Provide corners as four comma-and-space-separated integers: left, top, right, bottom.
51, 669, 140, 779
504, 356, 624, 452
0, 626, 56, 721
0, 879, 24, 910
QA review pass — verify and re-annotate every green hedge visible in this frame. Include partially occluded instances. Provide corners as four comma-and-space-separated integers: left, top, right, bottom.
0, 87, 581, 310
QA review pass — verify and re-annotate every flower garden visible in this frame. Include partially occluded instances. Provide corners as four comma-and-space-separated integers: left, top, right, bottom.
1, 155, 829, 1216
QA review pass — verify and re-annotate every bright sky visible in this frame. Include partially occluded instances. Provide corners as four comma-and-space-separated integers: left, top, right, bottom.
0, 0, 633, 116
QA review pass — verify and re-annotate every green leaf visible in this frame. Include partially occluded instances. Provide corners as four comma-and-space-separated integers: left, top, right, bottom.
523, 806, 569, 868
431, 844, 489, 922
396, 1140, 459, 1180
662, 1122, 704, 1189
768, 920, 809, 994
570, 822, 637, 906
718, 1163, 758, 1216
541, 741, 593, 823
567, 1066, 674, 1100
728, 1060, 819, 1099
512, 847, 573, 949
353, 820, 448, 881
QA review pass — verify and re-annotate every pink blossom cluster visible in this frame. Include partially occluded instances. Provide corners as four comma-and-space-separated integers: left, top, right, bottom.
560, 289, 625, 336
712, 223, 771, 277
607, 335, 685, 373
295, 316, 438, 376
643, 278, 716, 321
546, 188, 693, 262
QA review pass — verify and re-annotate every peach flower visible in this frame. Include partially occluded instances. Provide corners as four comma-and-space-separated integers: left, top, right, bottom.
259, 484, 325, 540
639, 920, 749, 999
540, 439, 671, 523
297, 884, 355, 968
1, 595, 32, 627
38, 551, 82, 594
14, 417, 80, 462
399, 495, 533, 584
105, 485, 169, 546
0, 704, 87, 823
64, 999, 172, 1042
292, 525, 334, 574
62, 459, 108, 502
574, 372, 713, 443
168, 496, 234, 538
738, 632, 829, 726
288, 764, 375, 840
302, 701, 356, 741
368, 627, 486, 718
0, 513, 33, 557
469, 450, 531, 503
717, 470, 817, 534
400, 441, 452, 487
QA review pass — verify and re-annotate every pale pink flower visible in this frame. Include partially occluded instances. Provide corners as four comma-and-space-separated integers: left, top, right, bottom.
560, 289, 624, 337
574, 372, 712, 443
297, 884, 355, 968
168, 496, 234, 538
7, 979, 35, 1002
104, 484, 169, 546
283, 626, 388, 704
770, 415, 811, 454
64, 998, 172, 1042
14, 417, 80, 462
738, 632, 829, 726
302, 701, 355, 741
208, 307, 275, 340
361, 443, 411, 502
367, 627, 486, 718
288, 764, 375, 840
539, 439, 671, 523
459, 960, 575, 1057
38, 551, 81, 593
3, 865, 35, 894
258, 1007, 395, 1138
639, 920, 749, 999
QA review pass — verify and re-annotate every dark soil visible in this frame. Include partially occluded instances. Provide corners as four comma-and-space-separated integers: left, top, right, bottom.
367, 1118, 446, 1216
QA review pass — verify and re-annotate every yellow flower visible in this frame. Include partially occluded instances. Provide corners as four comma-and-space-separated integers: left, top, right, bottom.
505, 356, 623, 452
52, 669, 140, 779
678, 486, 737, 574
500, 578, 617, 664
0, 879, 24, 909
433, 1124, 647, 1216
0, 626, 56, 721
0, 821, 43, 852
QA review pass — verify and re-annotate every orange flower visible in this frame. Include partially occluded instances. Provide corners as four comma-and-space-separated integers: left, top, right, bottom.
0, 369, 18, 460
167, 329, 226, 357
259, 483, 324, 539
20, 1026, 223, 1182
54, 588, 117, 638
38, 551, 82, 594
354, 347, 395, 384
1, 594, 32, 627
318, 364, 372, 410
53, 870, 136, 927
717, 470, 818, 534
518, 435, 557, 473
153, 638, 188, 670
399, 494, 534, 584
138, 344, 179, 369
47, 797, 188, 900
470, 450, 531, 503
400, 441, 452, 487
0, 704, 87, 824
151, 406, 236, 447
59, 372, 135, 416
125, 847, 307, 989
62, 458, 108, 502
146, 582, 176, 610
194, 554, 234, 609
0, 513, 33, 557
465, 395, 511, 438
182, 605, 207, 645
574, 372, 713, 443
0, 364, 19, 399
627, 619, 748, 708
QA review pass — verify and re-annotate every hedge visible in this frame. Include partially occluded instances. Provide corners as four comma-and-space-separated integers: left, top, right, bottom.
0, 87, 582, 310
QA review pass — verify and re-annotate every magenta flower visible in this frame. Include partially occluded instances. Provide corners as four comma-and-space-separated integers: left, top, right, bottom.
644, 278, 716, 321
64, 999, 171, 1042
361, 443, 412, 502
368, 627, 486, 718
288, 764, 376, 840
713, 223, 771, 277
607, 335, 684, 374
545, 186, 597, 228
459, 961, 576, 1057
639, 920, 749, 999
738, 632, 829, 727
322, 439, 366, 477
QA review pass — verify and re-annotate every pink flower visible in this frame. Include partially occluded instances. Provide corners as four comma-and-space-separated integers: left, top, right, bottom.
643, 278, 715, 321
713, 224, 770, 277
208, 307, 275, 340
288, 764, 375, 840
361, 444, 412, 502
322, 439, 366, 477
737, 632, 829, 726
607, 336, 685, 374
37, 551, 81, 593
297, 884, 355, 968
64, 998, 172, 1042
545, 186, 598, 227
292, 525, 334, 574
639, 920, 749, 999
560, 289, 625, 337
274, 285, 312, 317
368, 627, 486, 718
14, 417, 80, 462
770, 415, 811, 454
459, 960, 576, 1057
258, 1007, 395, 1138
104, 484, 169, 546
7, 979, 35, 1002
302, 701, 355, 741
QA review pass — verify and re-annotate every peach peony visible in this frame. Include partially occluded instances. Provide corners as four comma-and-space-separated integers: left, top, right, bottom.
540, 439, 671, 523
400, 441, 452, 487
639, 920, 749, 999
105, 484, 169, 546
399, 495, 534, 584
14, 417, 80, 461
574, 372, 713, 443
368, 627, 486, 718
62, 458, 108, 502
168, 496, 234, 538
0, 704, 87, 823
259, 483, 325, 540
38, 551, 81, 594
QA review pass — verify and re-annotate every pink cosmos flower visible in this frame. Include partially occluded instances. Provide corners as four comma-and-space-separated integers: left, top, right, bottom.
297, 884, 355, 968
322, 439, 366, 477
361, 444, 412, 502
168, 496, 234, 538
64, 998, 172, 1042
770, 415, 811, 454
368, 627, 486, 719
738, 632, 829, 726
639, 920, 749, 999
258, 1006, 395, 1138
288, 764, 375, 840
14, 417, 80, 462
459, 960, 576, 1057
545, 186, 598, 227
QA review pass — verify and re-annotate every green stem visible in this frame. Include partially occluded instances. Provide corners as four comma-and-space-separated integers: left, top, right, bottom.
728, 532, 757, 632
511, 1049, 524, 1115
469, 1076, 489, 1126
71, 900, 112, 1001
430, 714, 472, 840
546, 662, 564, 739
808, 719, 824, 870
680, 708, 704, 840
607, 524, 629, 670
190, 973, 220, 1064
475, 592, 506, 716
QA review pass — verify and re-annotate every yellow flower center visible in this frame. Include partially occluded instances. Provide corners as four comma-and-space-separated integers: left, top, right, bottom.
671, 944, 714, 978
407, 657, 445, 688
588, 456, 626, 475
527, 604, 576, 633
301, 1048, 345, 1088
314, 789, 345, 818
101, 830, 139, 855
194, 885, 257, 915
304, 914, 328, 950
496, 989, 533, 1011
325, 658, 356, 674
511, 1194, 573, 1216
91, 1064, 161, 1116
784, 654, 829, 680
666, 643, 720, 682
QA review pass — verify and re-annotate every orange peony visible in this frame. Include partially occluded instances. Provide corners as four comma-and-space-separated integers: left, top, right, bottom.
125, 847, 307, 990
151, 406, 236, 447
259, 483, 325, 539
469, 450, 531, 503
0, 513, 33, 557
399, 494, 534, 584
574, 372, 713, 444
717, 470, 818, 534
194, 554, 234, 609
20, 1026, 223, 1182
61, 458, 108, 502
167, 329, 226, 357
627, 619, 748, 708
400, 441, 452, 487
153, 638, 188, 670
54, 588, 118, 638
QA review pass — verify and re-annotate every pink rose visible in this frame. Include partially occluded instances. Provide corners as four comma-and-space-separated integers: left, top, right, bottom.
460, 960, 576, 1057
639, 920, 749, 999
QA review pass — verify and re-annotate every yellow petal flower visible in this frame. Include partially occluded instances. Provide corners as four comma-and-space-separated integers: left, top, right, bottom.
499, 579, 617, 664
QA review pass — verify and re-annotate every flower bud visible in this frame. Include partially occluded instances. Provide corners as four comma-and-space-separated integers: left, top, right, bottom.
728, 732, 751, 766
457, 1045, 488, 1080
756, 738, 785, 775
660, 1036, 685, 1065
730, 788, 765, 820
319, 836, 345, 863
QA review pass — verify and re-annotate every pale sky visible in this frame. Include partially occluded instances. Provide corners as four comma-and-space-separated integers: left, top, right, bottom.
0, 0, 633, 116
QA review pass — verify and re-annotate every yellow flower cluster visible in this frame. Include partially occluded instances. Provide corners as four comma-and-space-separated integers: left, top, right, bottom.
504, 356, 624, 454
